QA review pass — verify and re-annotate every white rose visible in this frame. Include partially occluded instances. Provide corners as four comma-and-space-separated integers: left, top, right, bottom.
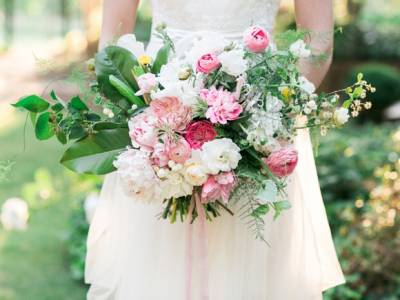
334, 107, 350, 125
160, 170, 193, 199
0, 198, 29, 231
218, 49, 247, 76
199, 138, 242, 175
289, 40, 311, 58
298, 76, 316, 95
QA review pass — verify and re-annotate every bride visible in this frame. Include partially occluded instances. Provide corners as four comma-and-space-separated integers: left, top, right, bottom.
86, 0, 345, 299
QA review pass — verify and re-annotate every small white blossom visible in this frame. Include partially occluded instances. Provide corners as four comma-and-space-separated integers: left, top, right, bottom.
334, 107, 350, 125
103, 108, 114, 118
298, 76, 316, 95
289, 40, 311, 58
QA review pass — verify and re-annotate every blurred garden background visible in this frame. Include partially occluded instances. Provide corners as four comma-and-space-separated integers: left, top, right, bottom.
0, 0, 399, 299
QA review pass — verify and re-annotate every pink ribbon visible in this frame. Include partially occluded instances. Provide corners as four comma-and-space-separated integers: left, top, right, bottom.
186, 192, 209, 300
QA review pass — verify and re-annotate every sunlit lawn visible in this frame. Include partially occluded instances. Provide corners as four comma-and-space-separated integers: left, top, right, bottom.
0, 115, 87, 300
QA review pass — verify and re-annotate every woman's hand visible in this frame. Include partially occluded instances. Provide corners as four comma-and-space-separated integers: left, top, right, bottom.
295, 0, 334, 88
99, 0, 140, 50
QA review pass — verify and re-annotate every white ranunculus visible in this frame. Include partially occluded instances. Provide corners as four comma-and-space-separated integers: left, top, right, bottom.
298, 76, 316, 95
218, 49, 247, 76
289, 40, 311, 58
84, 193, 100, 224
114, 149, 162, 202
116, 34, 145, 58
183, 156, 209, 186
334, 107, 350, 125
199, 138, 242, 175
0, 198, 29, 231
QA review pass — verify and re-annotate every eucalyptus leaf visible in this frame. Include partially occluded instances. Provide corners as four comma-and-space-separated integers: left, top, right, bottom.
13, 95, 50, 113
60, 128, 130, 174
256, 180, 278, 203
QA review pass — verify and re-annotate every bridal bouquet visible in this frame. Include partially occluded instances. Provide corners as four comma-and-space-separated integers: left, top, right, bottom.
13, 24, 374, 240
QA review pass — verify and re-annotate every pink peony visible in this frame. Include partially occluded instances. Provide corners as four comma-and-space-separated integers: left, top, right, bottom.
167, 137, 192, 164
263, 147, 299, 177
243, 25, 270, 53
201, 171, 236, 204
128, 111, 158, 151
135, 73, 158, 96
150, 96, 192, 132
196, 53, 221, 74
184, 121, 217, 150
201, 87, 243, 124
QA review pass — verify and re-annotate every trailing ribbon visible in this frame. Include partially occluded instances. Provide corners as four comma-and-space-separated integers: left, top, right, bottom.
186, 192, 210, 300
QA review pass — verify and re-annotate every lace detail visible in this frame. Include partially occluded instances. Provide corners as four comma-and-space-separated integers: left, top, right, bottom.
151, 0, 281, 35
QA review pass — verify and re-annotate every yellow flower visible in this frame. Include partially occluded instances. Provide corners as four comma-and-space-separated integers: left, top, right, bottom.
138, 55, 151, 65
280, 86, 293, 102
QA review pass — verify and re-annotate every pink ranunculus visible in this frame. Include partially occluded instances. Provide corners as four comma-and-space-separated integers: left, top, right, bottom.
196, 53, 221, 74
184, 121, 217, 150
151, 139, 170, 167
167, 137, 192, 164
263, 147, 299, 177
201, 87, 243, 124
201, 171, 236, 204
243, 25, 270, 53
128, 111, 158, 151
135, 73, 158, 96
150, 96, 192, 132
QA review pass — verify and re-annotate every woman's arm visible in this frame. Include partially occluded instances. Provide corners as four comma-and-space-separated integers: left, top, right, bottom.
294, 0, 334, 88
99, 0, 140, 49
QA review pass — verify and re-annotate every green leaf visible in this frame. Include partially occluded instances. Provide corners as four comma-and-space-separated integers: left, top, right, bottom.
251, 204, 270, 217
69, 124, 87, 140
273, 200, 291, 220
69, 96, 88, 111
56, 131, 67, 144
29, 112, 37, 126
152, 43, 171, 74
109, 75, 145, 107
256, 180, 278, 203
13, 95, 50, 113
92, 122, 127, 131
342, 99, 353, 108
95, 46, 139, 102
51, 103, 64, 113
60, 128, 131, 174
35, 112, 54, 140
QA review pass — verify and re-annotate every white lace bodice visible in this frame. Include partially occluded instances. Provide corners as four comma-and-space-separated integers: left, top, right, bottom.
151, 0, 281, 37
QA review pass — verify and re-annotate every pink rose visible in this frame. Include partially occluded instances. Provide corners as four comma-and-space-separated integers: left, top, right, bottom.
135, 73, 158, 96
263, 147, 299, 177
150, 96, 192, 132
128, 110, 158, 151
201, 87, 243, 124
167, 137, 192, 164
201, 171, 236, 204
243, 25, 270, 53
196, 53, 221, 74
184, 121, 217, 150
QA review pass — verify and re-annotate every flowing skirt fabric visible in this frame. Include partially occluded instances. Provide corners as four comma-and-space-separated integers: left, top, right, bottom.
85, 128, 345, 300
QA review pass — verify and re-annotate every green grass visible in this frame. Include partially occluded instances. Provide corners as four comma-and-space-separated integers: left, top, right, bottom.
0, 115, 87, 300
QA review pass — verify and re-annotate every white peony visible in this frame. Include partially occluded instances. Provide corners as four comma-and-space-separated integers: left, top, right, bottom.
0, 198, 29, 231
116, 34, 146, 58
334, 107, 350, 125
298, 76, 316, 95
218, 49, 247, 76
84, 193, 100, 224
289, 39, 311, 58
114, 149, 162, 202
199, 138, 242, 175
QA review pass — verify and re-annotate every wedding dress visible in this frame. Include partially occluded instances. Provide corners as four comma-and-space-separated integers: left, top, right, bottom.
85, 0, 345, 299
